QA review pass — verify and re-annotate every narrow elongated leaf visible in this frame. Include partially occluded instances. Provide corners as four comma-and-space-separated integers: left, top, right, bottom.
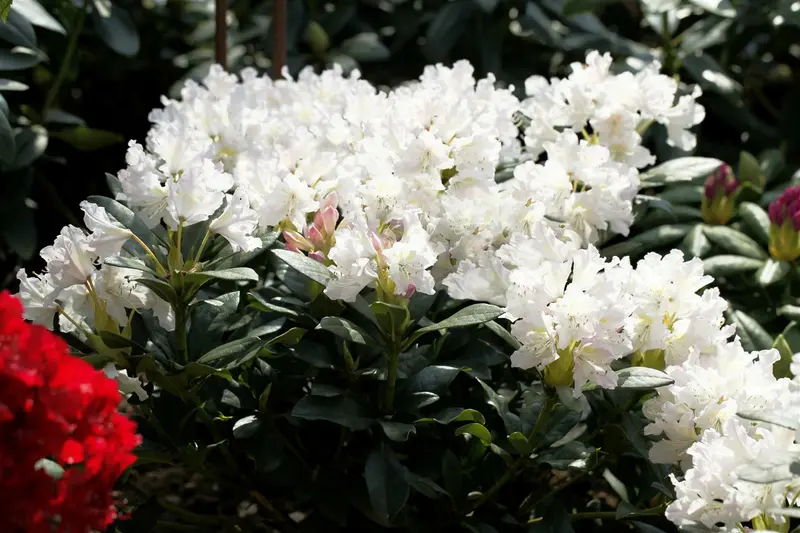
703, 226, 766, 259
422, 0, 475, 62
87, 195, 166, 252
738, 410, 799, 430
135, 278, 178, 306
413, 304, 503, 336
563, 0, 617, 16
601, 225, 691, 257
317, 316, 374, 345
778, 305, 800, 322
639, 157, 723, 186
616, 367, 674, 390
0, 79, 28, 91
12, 0, 64, 33
407, 365, 460, 395
51, 126, 123, 151
184, 267, 258, 284
292, 396, 372, 430
365, 447, 410, 522
417, 408, 486, 425
196, 337, 263, 366
379, 421, 416, 442
0, 107, 14, 164
755, 259, 790, 287
681, 225, 711, 258
728, 310, 773, 351
739, 202, 771, 246
702, 255, 764, 277
772, 334, 793, 379
686, 0, 735, 17
91, 0, 139, 56
272, 248, 332, 286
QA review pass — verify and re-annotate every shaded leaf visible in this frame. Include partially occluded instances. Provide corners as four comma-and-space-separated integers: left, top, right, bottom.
291, 396, 372, 430
702, 255, 764, 277
91, 0, 139, 56
616, 367, 674, 390
365, 447, 410, 522
317, 316, 375, 346
272, 248, 332, 286
755, 259, 790, 287
640, 157, 723, 186
51, 126, 123, 151
703, 226, 766, 259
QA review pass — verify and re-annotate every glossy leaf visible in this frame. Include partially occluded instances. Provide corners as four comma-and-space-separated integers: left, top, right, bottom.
616, 367, 674, 390
703, 226, 766, 259
364, 447, 410, 522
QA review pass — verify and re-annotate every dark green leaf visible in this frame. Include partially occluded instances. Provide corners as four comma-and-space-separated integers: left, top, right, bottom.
739, 202, 771, 246
196, 337, 263, 367
12, 0, 64, 33
759, 149, 785, 184
682, 53, 740, 97
289, 340, 335, 369
267, 327, 306, 346
681, 225, 711, 258
738, 151, 763, 187
10, 125, 46, 169
602, 225, 691, 257
728, 310, 773, 351
365, 447, 410, 522
339, 32, 389, 62
0, 106, 12, 164
616, 367, 674, 390
413, 303, 503, 337
317, 316, 375, 345
1, 9, 36, 48
703, 226, 766, 259
640, 157, 722, 187
135, 278, 179, 307
232, 415, 262, 439
408, 473, 449, 500
422, 0, 475, 62
702, 255, 764, 277
272, 248, 332, 286
0, 47, 40, 70
418, 407, 486, 425
291, 395, 372, 430
184, 267, 258, 284
379, 421, 416, 442
407, 365, 460, 395
51, 126, 123, 151
755, 259, 790, 287
87, 195, 167, 255
91, 0, 139, 56
104, 255, 157, 276
563, 0, 616, 16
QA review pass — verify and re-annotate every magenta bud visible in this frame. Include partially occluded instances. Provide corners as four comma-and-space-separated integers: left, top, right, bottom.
769, 186, 800, 226
283, 230, 313, 253
704, 164, 739, 201
309, 251, 326, 264
368, 231, 383, 253
306, 225, 325, 250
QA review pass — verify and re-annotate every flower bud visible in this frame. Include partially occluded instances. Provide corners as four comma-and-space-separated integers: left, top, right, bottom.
283, 230, 313, 253
314, 205, 339, 237
305, 225, 325, 251
701, 164, 739, 225
403, 283, 416, 299
308, 251, 326, 264
768, 186, 800, 261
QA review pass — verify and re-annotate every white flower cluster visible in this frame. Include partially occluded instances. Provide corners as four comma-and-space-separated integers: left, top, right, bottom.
642, 328, 800, 529
15, 51, 703, 335
506, 249, 732, 394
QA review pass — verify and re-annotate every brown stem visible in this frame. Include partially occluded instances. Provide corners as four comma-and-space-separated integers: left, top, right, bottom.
272, 0, 287, 79
215, 0, 227, 69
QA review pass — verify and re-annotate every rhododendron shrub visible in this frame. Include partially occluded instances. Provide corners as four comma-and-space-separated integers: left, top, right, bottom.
12, 53, 800, 533
0, 291, 140, 533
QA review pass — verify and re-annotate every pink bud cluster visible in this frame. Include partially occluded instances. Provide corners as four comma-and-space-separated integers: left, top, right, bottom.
283, 193, 340, 264
768, 186, 800, 232
703, 164, 739, 201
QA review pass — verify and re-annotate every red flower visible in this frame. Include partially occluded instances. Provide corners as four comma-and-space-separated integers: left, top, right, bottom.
0, 291, 140, 533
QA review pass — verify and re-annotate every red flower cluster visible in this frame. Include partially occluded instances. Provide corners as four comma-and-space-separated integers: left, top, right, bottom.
0, 291, 140, 533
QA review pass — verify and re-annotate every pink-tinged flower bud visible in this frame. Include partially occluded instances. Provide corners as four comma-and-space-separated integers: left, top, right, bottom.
321, 191, 338, 211
283, 230, 313, 253
308, 251, 326, 264
403, 284, 416, 299
769, 186, 800, 261
305, 225, 325, 250
701, 164, 740, 225
314, 205, 339, 237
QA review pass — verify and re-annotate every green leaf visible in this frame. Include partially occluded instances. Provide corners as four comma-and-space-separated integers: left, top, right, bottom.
248, 292, 301, 318
412, 303, 503, 337
563, 0, 617, 16
728, 310, 773, 352
686, 0, 735, 17
103, 255, 157, 276
1, 0, 11, 22
339, 32, 389, 62
43, 109, 85, 125
681, 225, 711, 258
91, 0, 139, 56
0, 107, 14, 165
12, 0, 64, 33
291, 395, 372, 430
317, 316, 374, 345
51, 126, 123, 151
135, 278, 179, 306
422, 0, 475, 62
738, 151, 763, 188
408, 473, 450, 500
601, 225, 691, 257
232, 415, 262, 439
739, 202, 771, 246
659, 185, 703, 205
0, 47, 40, 70
379, 421, 416, 442
482, 320, 521, 350
371, 301, 409, 339
272, 248, 332, 286
703, 226, 766, 259
10, 125, 46, 169
702, 255, 764, 277
455, 422, 492, 443
616, 367, 674, 390
0, 78, 28, 91
473, 0, 497, 12
196, 337, 263, 367
682, 53, 741, 97
759, 149, 785, 184
365, 447, 410, 522
0, 203, 35, 259
508, 432, 532, 455
779, 306, 800, 322
772, 334, 793, 379
1, 9, 37, 48
738, 410, 799, 431
639, 157, 723, 187
417, 408, 486, 425
266, 327, 306, 346
288, 340, 335, 369
755, 259, 790, 287
184, 267, 258, 284
407, 365, 460, 395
